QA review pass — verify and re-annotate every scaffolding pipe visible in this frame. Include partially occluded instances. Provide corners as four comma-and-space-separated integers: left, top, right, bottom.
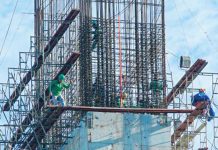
171, 102, 206, 144
21, 106, 195, 149
8, 52, 80, 148
166, 59, 207, 106
3, 9, 80, 111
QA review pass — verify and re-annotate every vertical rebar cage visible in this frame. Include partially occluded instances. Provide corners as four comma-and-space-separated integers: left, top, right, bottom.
31, 0, 166, 148
1, 0, 218, 150
0, 0, 166, 149
79, 0, 166, 108
34, 1, 81, 149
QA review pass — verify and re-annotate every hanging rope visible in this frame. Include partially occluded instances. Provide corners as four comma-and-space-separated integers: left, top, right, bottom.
118, 15, 123, 107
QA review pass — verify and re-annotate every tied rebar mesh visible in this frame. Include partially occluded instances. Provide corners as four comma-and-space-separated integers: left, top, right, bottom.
0, 0, 166, 149
79, 0, 166, 108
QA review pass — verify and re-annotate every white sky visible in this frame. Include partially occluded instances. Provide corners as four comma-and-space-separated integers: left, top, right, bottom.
0, 0, 217, 82
0, 0, 33, 82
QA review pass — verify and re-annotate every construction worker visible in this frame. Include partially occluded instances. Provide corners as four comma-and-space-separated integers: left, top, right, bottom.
91, 20, 102, 50
116, 92, 128, 107
49, 74, 71, 106
150, 80, 163, 93
191, 88, 215, 121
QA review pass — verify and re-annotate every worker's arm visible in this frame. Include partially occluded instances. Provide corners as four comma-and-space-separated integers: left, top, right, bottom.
62, 82, 70, 89
191, 95, 196, 106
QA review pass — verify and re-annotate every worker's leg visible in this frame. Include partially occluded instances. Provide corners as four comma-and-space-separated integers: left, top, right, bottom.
57, 96, 65, 106
50, 95, 57, 105
92, 40, 97, 49
116, 97, 120, 107
194, 101, 209, 116
48, 95, 53, 106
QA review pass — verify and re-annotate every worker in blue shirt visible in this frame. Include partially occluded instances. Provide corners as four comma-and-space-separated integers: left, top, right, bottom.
191, 88, 215, 121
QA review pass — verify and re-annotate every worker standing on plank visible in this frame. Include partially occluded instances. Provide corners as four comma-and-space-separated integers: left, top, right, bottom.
191, 88, 215, 121
116, 92, 128, 107
49, 74, 71, 106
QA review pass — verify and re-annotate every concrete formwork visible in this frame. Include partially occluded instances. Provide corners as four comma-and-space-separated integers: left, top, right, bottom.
62, 112, 171, 150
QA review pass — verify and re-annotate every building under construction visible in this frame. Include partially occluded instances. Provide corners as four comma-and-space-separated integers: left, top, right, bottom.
0, 0, 218, 149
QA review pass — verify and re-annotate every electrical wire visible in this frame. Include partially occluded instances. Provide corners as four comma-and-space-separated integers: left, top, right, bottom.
110, 0, 135, 19
118, 15, 123, 107
181, 0, 216, 51
171, 0, 191, 52
0, 0, 32, 67
0, 0, 19, 57
0, 19, 23, 66
178, 1, 218, 143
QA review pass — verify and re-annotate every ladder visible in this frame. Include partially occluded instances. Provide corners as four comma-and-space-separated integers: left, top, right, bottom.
176, 123, 206, 149
212, 76, 218, 149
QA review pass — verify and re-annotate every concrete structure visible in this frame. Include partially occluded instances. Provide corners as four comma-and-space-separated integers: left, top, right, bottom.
62, 112, 171, 150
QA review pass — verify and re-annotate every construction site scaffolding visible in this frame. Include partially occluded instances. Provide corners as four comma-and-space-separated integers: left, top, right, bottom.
0, 0, 217, 150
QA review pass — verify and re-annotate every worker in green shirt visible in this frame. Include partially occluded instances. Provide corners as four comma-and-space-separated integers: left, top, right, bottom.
49, 74, 71, 106
91, 20, 102, 50
116, 92, 128, 107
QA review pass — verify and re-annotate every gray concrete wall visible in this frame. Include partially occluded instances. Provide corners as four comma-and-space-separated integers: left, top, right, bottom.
61, 112, 171, 150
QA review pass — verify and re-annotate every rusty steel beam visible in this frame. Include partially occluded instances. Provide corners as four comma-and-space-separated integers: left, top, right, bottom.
9, 52, 80, 148
171, 102, 206, 144
168, 59, 208, 144
15, 58, 207, 148
175, 123, 206, 148
21, 108, 64, 149
29, 109, 64, 149
165, 59, 207, 106
3, 9, 80, 111
22, 106, 194, 149
47, 106, 194, 114
19, 105, 194, 148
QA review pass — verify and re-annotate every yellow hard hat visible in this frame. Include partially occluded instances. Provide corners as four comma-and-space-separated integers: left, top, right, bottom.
122, 93, 127, 99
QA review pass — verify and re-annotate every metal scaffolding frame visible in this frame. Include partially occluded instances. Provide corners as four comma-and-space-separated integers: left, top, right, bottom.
79, 0, 166, 108
0, 0, 217, 150
0, 0, 166, 149
0, 1, 81, 149
169, 71, 218, 150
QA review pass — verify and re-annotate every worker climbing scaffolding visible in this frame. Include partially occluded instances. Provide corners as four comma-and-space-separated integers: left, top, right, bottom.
91, 20, 102, 50
49, 74, 71, 106
150, 80, 163, 93
191, 88, 215, 121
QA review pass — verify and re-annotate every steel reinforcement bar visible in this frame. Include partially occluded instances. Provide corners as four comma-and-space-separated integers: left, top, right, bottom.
9, 52, 80, 148
3, 9, 80, 111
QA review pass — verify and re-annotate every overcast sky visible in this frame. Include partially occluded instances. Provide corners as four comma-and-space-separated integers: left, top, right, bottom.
0, 0, 218, 149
